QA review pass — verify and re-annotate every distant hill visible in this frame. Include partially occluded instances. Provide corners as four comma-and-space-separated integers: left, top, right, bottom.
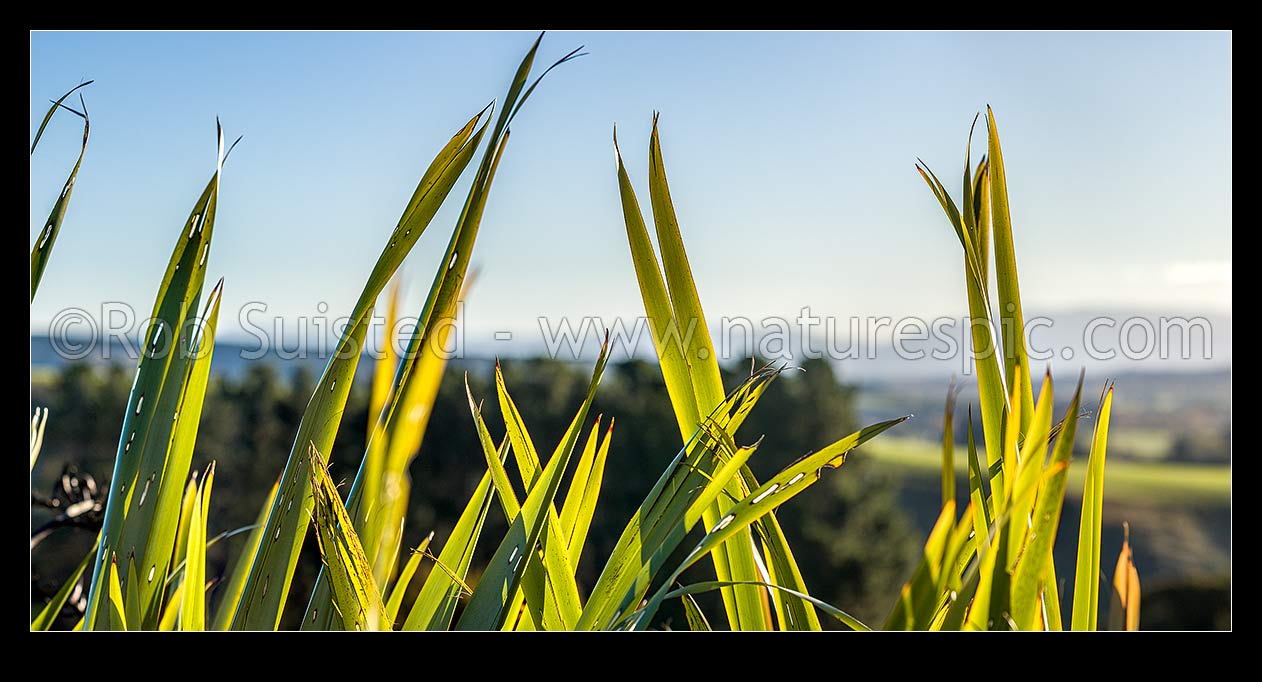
854, 367, 1231, 464
828, 309, 1230, 380
31, 308, 1230, 382
29, 335, 500, 383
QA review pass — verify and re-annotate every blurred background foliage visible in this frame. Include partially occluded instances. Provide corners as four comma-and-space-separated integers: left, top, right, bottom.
30, 352, 1229, 629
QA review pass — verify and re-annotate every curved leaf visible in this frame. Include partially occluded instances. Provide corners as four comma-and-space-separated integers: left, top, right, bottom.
231, 110, 487, 630
85, 125, 228, 629
309, 446, 388, 631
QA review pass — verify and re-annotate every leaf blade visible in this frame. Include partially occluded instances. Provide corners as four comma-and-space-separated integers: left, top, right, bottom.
456, 338, 611, 630
231, 111, 486, 630
178, 463, 214, 631
211, 477, 278, 631
309, 446, 389, 631
1072, 383, 1115, 630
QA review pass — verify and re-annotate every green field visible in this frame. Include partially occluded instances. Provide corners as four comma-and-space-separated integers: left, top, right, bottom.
1108, 428, 1177, 460
861, 436, 1231, 505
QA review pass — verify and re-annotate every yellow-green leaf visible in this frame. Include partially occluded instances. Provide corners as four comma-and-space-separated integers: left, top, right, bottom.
309, 446, 389, 631
985, 107, 1034, 432
211, 476, 278, 630
232, 109, 486, 630
31, 537, 96, 631
1072, 383, 1115, 630
1010, 374, 1084, 630
456, 337, 610, 630
402, 450, 500, 631
31, 90, 90, 301
383, 531, 433, 625
107, 556, 127, 631
629, 416, 909, 629
179, 462, 214, 631
85, 125, 228, 630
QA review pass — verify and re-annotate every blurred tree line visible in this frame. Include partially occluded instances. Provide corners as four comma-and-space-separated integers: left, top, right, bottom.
31, 356, 922, 629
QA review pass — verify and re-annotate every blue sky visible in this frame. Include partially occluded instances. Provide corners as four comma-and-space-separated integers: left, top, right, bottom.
30, 30, 1231, 348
